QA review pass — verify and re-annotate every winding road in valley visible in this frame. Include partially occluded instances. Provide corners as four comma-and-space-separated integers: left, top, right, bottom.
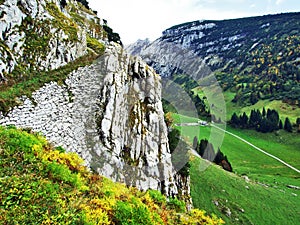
176, 122, 300, 174
210, 123, 300, 174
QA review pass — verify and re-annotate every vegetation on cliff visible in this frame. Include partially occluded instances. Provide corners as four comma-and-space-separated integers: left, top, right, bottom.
0, 51, 101, 114
0, 0, 107, 114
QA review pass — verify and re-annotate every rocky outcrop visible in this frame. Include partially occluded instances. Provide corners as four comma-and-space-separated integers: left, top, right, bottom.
0, 0, 106, 81
0, 43, 178, 196
94, 44, 177, 194
0, 0, 193, 200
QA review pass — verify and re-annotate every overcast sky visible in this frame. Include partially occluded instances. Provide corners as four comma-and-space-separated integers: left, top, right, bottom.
88, 0, 300, 44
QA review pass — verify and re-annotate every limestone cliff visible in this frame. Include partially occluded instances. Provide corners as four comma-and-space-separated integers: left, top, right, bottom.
0, 0, 106, 81
0, 0, 190, 198
0, 42, 179, 195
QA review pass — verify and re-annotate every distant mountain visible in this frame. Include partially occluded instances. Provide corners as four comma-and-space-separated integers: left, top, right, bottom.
125, 38, 151, 56
127, 12, 300, 106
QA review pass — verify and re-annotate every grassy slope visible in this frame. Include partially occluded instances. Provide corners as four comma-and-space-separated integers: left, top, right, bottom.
0, 126, 224, 225
223, 91, 300, 123
193, 87, 300, 123
190, 157, 300, 225
172, 113, 300, 224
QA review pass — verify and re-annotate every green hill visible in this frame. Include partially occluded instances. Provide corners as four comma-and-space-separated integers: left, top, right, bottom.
129, 12, 300, 106
176, 13, 300, 105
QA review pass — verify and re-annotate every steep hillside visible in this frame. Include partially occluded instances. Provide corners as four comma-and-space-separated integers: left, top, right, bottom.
127, 12, 300, 106
169, 112, 300, 224
0, 0, 190, 198
0, 126, 224, 225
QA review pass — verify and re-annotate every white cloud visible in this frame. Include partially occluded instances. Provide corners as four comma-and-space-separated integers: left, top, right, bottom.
276, 0, 285, 5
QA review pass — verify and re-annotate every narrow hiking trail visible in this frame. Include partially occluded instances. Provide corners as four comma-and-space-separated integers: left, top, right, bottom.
210, 123, 300, 174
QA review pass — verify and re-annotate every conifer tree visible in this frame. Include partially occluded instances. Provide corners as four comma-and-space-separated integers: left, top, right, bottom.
284, 117, 293, 132
249, 109, 259, 128
214, 148, 224, 164
262, 107, 266, 117
267, 109, 279, 131
297, 118, 300, 133
230, 112, 240, 127
256, 109, 262, 124
258, 118, 268, 133
193, 136, 198, 150
198, 139, 208, 157
240, 112, 249, 128
279, 119, 283, 129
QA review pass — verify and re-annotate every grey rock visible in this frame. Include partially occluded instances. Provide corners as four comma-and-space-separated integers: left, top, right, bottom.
287, 185, 300, 190
224, 207, 232, 217
0, 44, 179, 196
0, 0, 104, 80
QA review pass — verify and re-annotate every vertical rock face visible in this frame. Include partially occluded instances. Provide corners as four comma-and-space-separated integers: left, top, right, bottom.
94, 44, 177, 194
0, 0, 106, 80
0, 43, 178, 196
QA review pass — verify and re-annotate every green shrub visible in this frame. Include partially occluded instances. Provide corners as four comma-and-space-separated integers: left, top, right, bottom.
114, 199, 153, 225
167, 197, 186, 213
147, 189, 166, 204
114, 201, 134, 224
87, 36, 105, 54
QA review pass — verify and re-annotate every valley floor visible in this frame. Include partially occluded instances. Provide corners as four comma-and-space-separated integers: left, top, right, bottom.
172, 113, 300, 224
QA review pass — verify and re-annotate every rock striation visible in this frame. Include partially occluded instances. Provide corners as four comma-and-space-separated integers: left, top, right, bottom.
0, 43, 178, 196
0, 0, 106, 81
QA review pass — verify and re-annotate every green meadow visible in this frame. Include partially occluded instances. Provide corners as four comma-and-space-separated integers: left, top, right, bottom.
192, 87, 300, 123
190, 157, 300, 225
223, 91, 300, 123
172, 113, 300, 224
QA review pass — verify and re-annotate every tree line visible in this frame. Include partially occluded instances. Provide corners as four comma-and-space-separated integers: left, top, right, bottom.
193, 137, 232, 172
230, 108, 300, 133
167, 127, 232, 173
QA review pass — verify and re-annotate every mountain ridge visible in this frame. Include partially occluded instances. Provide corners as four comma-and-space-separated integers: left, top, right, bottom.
127, 12, 300, 106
